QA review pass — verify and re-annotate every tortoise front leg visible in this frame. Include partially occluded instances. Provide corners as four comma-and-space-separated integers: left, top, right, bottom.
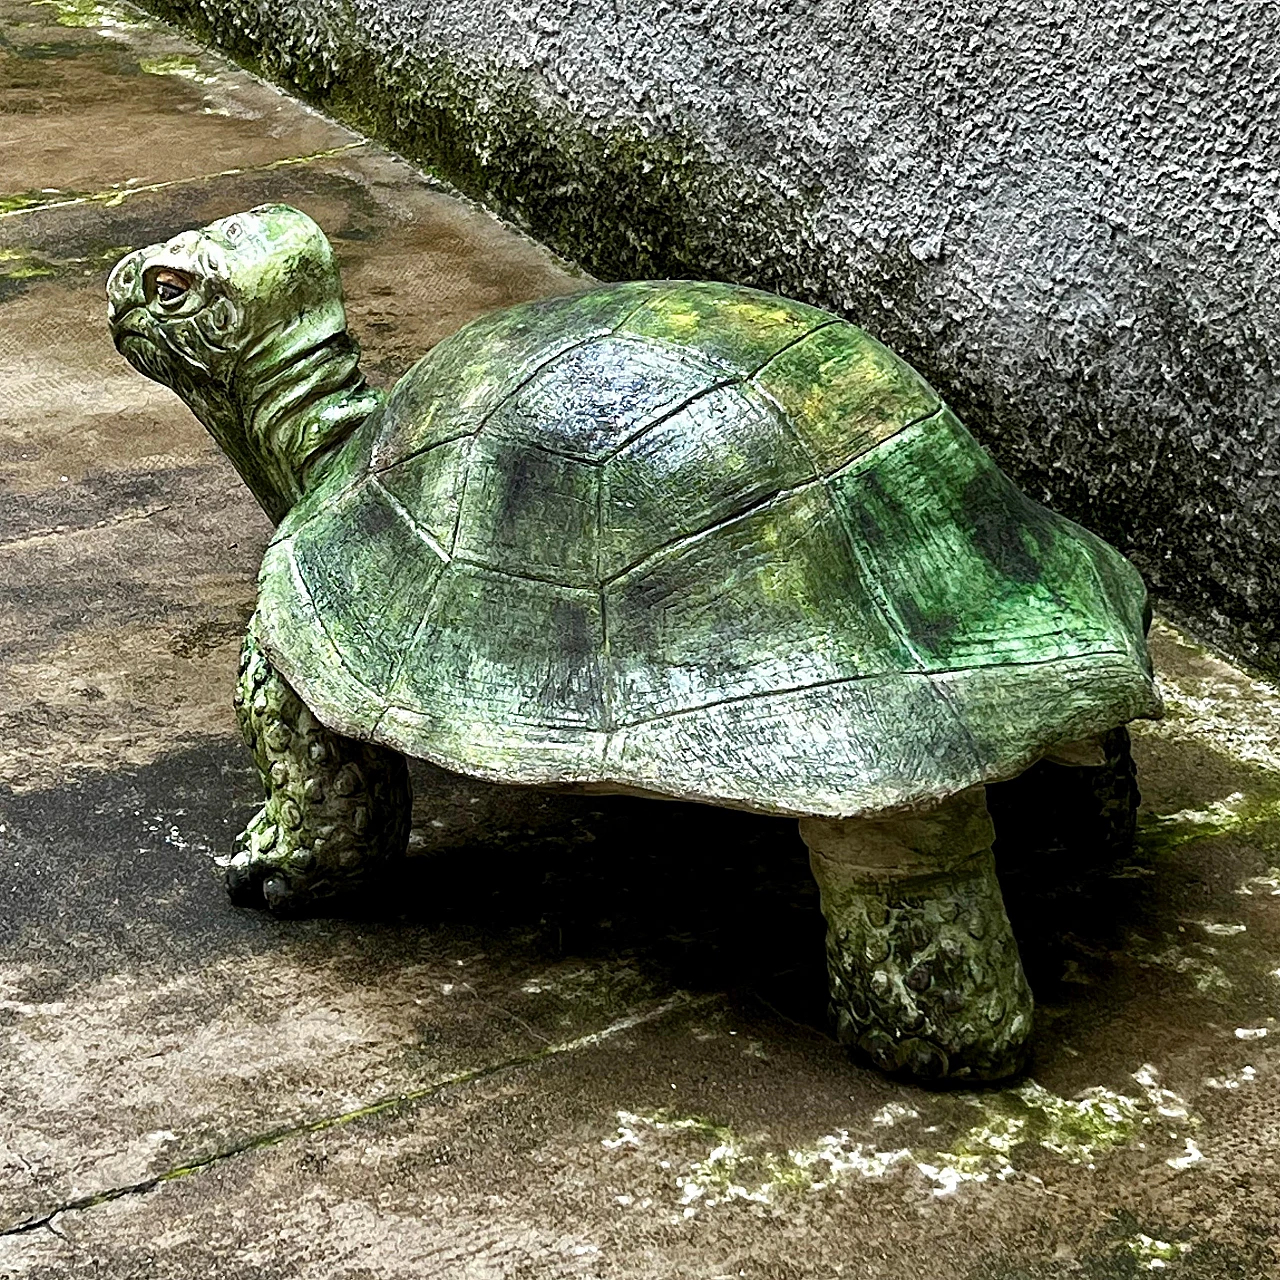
228, 623, 411, 913
801, 786, 1032, 1083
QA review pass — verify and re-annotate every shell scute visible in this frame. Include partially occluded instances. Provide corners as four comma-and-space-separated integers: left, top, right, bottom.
371, 283, 660, 471
599, 380, 815, 579
386, 564, 606, 733
754, 321, 938, 473
827, 409, 1149, 672
605, 482, 913, 724
486, 334, 720, 460
603, 672, 977, 817
616, 280, 830, 372
453, 433, 600, 588
375, 435, 471, 560
287, 480, 445, 693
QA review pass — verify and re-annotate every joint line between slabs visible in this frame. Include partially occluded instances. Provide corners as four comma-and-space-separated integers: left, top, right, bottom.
0, 504, 172, 553
0, 989, 712, 1237
0, 143, 370, 221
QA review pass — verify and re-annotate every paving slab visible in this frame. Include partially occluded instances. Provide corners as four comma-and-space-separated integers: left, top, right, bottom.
0, 0, 355, 205
2, 1, 1280, 1276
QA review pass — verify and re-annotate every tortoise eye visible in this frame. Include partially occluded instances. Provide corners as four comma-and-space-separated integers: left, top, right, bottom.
150, 268, 193, 305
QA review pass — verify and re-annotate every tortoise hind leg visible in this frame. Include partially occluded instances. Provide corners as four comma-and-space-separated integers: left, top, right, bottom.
228, 624, 411, 914
801, 786, 1032, 1083
987, 728, 1139, 872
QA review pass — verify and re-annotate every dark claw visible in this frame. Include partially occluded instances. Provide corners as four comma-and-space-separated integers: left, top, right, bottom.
225, 859, 263, 908
262, 873, 294, 913
895, 1037, 950, 1080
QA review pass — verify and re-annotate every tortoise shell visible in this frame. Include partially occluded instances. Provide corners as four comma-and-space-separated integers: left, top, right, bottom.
255, 281, 1159, 818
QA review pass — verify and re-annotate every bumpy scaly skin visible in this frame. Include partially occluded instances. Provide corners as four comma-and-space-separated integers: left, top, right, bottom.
229, 626, 411, 913
803, 788, 1032, 1083
819, 851, 1033, 1082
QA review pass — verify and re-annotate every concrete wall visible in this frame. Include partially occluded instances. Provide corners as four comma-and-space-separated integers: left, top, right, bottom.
146, 0, 1280, 672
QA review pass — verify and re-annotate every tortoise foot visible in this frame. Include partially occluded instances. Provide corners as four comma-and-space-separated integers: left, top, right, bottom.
229, 623, 411, 915
802, 786, 1032, 1084
226, 805, 322, 914
824, 850, 1032, 1082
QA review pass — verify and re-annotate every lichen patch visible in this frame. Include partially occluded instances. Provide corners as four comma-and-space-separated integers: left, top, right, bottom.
28, 0, 146, 29
1129, 939, 1235, 997
137, 54, 219, 83
1141, 621, 1280, 779
1124, 1233, 1192, 1270
1137, 792, 1280, 857
603, 1063, 1200, 1215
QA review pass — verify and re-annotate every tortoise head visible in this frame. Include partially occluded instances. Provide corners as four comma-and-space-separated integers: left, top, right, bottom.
107, 204, 380, 523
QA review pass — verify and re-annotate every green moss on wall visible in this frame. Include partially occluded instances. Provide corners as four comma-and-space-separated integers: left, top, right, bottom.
136, 0, 778, 286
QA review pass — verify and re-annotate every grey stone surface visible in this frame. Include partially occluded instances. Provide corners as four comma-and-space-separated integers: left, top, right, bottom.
4, 3, 1280, 1275
130, 0, 1280, 676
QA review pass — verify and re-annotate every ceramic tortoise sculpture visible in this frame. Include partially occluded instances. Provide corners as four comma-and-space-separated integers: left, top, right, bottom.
106, 205, 1161, 1083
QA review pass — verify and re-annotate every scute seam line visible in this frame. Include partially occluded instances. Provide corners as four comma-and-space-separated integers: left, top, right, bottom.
368, 476, 451, 563
368, 425, 479, 480
747, 317, 844, 379
605, 646, 1143, 732
375, 644, 1142, 737
449, 553, 600, 591
375, 439, 475, 706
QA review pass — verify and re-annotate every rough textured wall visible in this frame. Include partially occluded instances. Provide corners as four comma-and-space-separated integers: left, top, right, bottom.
143, 0, 1280, 672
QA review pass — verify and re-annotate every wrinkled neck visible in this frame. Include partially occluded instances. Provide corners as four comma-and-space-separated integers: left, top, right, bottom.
234, 329, 383, 523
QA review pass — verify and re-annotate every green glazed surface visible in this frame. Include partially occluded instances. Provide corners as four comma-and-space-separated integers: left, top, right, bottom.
257, 280, 1159, 817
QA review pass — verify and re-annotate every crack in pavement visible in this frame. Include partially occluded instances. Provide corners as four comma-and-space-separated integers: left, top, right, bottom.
0, 142, 369, 221
0, 504, 173, 552
0, 989, 713, 1237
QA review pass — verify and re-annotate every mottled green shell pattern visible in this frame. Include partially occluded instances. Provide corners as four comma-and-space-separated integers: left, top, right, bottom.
256, 281, 1159, 818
